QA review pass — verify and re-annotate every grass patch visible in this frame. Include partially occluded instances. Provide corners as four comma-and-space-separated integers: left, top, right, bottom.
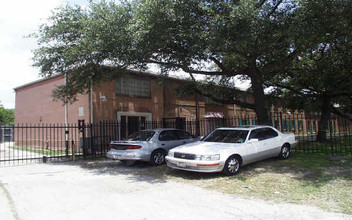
296, 135, 352, 157
132, 153, 352, 215
10, 146, 68, 156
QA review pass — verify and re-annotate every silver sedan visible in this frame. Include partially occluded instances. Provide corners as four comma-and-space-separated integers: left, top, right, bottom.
166, 126, 297, 175
107, 128, 200, 165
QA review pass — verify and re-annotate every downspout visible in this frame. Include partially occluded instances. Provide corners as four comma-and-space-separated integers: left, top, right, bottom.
90, 82, 94, 125
64, 74, 68, 126
64, 74, 69, 157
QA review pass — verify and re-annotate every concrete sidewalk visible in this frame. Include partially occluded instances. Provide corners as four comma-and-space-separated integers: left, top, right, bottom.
0, 142, 44, 165
0, 182, 17, 220
0, 161, 351, 220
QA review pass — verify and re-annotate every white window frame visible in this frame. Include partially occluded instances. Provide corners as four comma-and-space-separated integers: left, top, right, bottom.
115, 77, 151, 98
116, 111, 152, 122
116, 111, 152, 140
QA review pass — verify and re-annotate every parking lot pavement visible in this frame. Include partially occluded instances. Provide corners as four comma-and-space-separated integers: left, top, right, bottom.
0, 160, 351, 220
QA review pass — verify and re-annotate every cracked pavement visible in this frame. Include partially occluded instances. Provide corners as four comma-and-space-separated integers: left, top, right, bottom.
0, 160, 351, 220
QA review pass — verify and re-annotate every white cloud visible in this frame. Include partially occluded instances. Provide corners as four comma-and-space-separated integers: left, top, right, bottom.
0, 0, 89, 109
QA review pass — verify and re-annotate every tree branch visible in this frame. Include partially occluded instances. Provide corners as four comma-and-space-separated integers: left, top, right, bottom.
256, 0, 268, 9
187, 85, 255, 109
267, 0, 283, 17
146, 59, 245, 77
209, 56, 227, 72
263, 50, 298, 73
201, 92, 256, 110
331, 107, 352, 122
269, 82, 320, 98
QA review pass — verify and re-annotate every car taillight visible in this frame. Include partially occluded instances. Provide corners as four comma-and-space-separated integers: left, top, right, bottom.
109, 144, 142, 150
127, 145, 142, 149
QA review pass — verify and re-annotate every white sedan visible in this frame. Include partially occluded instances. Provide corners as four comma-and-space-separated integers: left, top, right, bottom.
166, 126, 297, 175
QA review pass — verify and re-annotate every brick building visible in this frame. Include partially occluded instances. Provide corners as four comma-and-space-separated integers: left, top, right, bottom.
14, 70, 343, 139
14, 71, 257, 135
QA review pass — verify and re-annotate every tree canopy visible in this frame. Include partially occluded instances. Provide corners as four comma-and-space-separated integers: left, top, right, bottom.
0, 104, 14, 125
269, 0, 352, 141
32, 0, 352, 126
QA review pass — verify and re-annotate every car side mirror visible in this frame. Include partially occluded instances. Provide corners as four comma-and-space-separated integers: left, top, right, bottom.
248, 138, 259, 143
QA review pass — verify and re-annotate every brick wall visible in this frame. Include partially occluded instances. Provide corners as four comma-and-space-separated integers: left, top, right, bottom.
15, 75, 90, 125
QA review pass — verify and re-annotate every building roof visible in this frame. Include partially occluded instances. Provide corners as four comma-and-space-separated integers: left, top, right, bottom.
13, 69, 190, 91
13, 74, 64, 91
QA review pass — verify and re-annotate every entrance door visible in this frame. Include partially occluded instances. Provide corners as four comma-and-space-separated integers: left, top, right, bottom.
117, 112, 152, 140
128, 116, 140, 136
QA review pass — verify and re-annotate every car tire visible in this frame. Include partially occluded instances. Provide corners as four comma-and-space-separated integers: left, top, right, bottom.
150, 149, 166, 166
222, 155, 241, 176
279, 144, 290, 159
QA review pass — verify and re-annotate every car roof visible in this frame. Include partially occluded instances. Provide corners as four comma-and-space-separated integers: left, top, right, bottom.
215, 125, 274, 131
142, 128, 182, 132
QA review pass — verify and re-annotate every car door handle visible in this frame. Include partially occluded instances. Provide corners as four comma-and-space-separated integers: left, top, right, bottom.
161, 144, 165, 146
183, 141, 186, 144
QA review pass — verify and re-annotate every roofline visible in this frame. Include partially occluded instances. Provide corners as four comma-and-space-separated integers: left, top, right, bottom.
12, 69, 187, 91
13, 68, 247, 94
13, 73, 64, 91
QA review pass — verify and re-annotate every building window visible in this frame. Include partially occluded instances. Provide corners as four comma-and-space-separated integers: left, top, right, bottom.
290, 120, 296, 131
298, 120, 303, 130
115, 77, 150, 98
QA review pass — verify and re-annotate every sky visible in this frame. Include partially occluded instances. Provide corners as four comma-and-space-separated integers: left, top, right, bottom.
0, 0, 88, 109
0, 0, 250, 109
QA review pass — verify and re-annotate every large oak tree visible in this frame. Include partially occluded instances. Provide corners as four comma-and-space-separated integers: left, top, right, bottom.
32, 0, 301, 125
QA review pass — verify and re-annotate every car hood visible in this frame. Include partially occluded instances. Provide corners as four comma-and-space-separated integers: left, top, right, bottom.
171, 141, 240, 155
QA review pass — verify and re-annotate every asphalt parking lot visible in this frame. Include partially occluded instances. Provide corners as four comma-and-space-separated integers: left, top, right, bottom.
0, 160, 351, 220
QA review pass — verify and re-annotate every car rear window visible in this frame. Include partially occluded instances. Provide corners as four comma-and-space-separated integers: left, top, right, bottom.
124, 131, 155, 141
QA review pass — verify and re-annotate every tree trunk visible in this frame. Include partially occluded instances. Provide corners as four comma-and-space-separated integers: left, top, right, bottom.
195, 94, 201, 136
250, 71, 269, 125
316, 96, 331, 143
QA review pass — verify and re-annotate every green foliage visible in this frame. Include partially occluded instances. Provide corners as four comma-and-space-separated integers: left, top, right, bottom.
270, 0, 352, 118
31, 0, 351, 124
0, 104, 14, 125
32, 0, 303, 124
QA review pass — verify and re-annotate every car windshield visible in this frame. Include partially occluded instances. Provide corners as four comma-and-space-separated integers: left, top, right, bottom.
124, 131, 155, 141
202, 130, 249, 143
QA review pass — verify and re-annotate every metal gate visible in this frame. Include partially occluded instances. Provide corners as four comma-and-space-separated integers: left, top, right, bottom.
0, 122, 117, 166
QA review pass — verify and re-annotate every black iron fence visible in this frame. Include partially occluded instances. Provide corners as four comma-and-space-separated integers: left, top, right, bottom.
1, 114, 351, 166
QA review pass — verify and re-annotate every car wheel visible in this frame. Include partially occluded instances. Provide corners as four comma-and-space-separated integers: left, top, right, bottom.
150, 150, 166, 166
279, 144, 290, 159
222, 155, 241, 176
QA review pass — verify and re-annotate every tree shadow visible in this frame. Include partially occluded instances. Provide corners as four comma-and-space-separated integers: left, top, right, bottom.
47, 153, 352, 187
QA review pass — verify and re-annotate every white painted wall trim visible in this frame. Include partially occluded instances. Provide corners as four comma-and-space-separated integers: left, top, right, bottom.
116, 111, 152, 121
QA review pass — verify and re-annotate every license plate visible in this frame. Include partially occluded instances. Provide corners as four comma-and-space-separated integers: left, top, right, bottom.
113, 155, 121, 160
176, 162, 186, 168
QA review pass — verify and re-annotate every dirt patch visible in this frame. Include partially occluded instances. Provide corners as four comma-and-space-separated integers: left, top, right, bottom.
324, 167, 351, 176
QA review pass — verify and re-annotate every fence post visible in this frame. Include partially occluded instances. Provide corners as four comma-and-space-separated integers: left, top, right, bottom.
78, 120, 86, 159
90, 123, 95, 158
65, 129, 69, 158
330, 120, 334, 156
72, 140, 76, 161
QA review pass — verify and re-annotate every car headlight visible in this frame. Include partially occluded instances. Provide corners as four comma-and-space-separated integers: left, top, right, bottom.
167, 151, 174, 157
195, 154, 220, 161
